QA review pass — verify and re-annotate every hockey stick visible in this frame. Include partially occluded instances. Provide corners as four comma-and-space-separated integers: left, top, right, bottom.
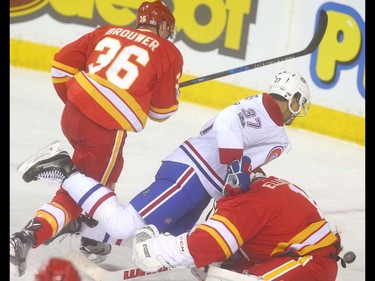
66, 250, 191, 281
179, 9, 328, 88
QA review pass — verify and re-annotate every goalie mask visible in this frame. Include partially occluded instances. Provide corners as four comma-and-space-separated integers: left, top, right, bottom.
137, 1, 176, 40
269, 71, 311, 117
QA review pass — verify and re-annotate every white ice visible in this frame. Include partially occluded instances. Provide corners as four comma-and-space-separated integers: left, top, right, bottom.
10, 66, 365, 280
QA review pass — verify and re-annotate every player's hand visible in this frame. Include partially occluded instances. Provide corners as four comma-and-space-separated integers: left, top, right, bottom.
223, 156, 252, 196
132, 225, 171, 272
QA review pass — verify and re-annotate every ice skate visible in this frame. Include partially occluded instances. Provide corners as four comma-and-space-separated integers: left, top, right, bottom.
44, 214, 111, 264
10, 219, 41, 277
17, 141, 78, 183
80, 237, 112, 264
75, 216, 112, 264
76, 216, 111, 264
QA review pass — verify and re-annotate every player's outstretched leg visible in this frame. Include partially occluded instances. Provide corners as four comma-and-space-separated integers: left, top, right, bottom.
10, 218, 41, 277
17, 142, 78, 183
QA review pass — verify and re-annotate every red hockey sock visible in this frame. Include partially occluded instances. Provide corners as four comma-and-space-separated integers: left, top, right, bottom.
33, 217, 54, 248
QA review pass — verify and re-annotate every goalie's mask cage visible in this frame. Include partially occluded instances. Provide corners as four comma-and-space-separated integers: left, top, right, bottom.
137, 1, 176, 41
269, 71, 311, 117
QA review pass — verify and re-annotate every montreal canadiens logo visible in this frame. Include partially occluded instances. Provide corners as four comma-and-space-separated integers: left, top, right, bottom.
264, 146, 283, 164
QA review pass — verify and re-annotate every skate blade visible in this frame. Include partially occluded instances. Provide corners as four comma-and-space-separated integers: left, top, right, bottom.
17, 141, 62, 174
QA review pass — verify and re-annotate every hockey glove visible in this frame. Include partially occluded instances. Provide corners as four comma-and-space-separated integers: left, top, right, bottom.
132, 225, 194, 273
223, 156, 252, 196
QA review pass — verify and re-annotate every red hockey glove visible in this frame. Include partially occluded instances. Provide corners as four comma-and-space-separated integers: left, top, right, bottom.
223, 156, 252, 196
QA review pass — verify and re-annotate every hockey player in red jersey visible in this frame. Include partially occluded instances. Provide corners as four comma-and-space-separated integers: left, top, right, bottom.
34, 258, 82, 281
132, 168, 344, 281
12, 70, 312, 278
10, 0, 183, 277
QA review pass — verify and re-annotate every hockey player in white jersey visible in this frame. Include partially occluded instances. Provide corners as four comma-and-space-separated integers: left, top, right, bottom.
11, 70, 311, 276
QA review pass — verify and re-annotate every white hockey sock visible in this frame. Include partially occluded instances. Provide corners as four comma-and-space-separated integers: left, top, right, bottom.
62, 172, 118, 221
81, 204, 146, 243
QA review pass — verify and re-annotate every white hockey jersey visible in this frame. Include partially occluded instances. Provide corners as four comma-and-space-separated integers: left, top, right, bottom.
164, 93, 291, 200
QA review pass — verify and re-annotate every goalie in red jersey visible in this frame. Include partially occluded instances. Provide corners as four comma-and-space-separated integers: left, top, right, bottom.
132, 168, 345, 281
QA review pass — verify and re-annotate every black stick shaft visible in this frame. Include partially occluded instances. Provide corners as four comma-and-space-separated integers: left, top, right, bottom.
179, 10, 328, 88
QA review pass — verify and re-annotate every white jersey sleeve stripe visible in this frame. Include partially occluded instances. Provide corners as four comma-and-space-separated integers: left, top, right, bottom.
180, 141, 224, 193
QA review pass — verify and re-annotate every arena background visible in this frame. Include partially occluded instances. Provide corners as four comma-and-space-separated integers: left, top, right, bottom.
10, 0, 365, 145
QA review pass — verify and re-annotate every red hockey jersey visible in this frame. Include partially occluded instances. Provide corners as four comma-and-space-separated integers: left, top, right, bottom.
51, 26, 183, 131
187, 176, 338, 267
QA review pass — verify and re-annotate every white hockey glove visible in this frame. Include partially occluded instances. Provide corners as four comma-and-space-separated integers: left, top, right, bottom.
132, 225, 194, 273
223, 156, 252, 196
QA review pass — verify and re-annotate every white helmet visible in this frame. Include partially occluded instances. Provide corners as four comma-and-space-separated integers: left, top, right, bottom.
269, 70, 311, 117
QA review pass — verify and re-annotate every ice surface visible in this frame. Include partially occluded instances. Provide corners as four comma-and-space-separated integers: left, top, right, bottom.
10, 66, 365, 280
